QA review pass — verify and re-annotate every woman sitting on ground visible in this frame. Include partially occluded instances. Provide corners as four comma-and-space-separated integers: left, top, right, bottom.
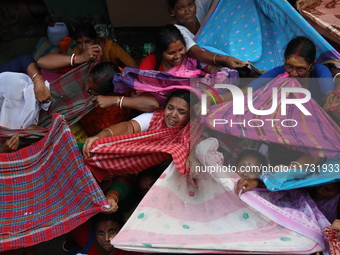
37, 22, 139, 73
167, 0, 246, 69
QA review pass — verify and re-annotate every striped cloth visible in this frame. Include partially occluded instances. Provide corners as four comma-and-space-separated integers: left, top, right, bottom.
202, 75, 340, 158
85, 111, 204, 181
0, 114, 107, 252
113, 66, 239, 107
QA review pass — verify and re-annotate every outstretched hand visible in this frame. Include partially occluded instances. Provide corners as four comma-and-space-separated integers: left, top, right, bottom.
83, 136, 100, 158
236, 178, 260, 195
0, 135, 20, 153
223, 56, 246, 69
92, 95, 115, 108
104, 195, 119, 214
330, 219, 340, 237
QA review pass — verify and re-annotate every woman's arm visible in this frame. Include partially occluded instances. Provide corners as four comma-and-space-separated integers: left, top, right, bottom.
83, 120, 141, 158
37, 44, 101, 72
187, 45, 246, 69
26, 62, 52, 103
92, 92, 159, 112
104, 176, 133, 213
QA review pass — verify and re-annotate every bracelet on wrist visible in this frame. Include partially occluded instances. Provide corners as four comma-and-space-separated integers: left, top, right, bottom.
106, 193, 118, 203
104, 128, 114, 137
333, 73, 340, 83
62, 241, 70, 252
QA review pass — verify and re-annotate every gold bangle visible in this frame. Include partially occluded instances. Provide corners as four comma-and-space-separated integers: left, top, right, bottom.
106, 193, 118, 203
104, 128, 113, 137
31, 72, 41, 80
213, 54, 218, 65
33, 77, 43, 83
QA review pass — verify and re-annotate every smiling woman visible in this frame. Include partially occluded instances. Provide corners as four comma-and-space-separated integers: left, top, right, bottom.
139, 24, 221, 74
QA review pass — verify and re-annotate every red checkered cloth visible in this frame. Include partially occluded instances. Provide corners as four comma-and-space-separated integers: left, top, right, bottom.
0, 114, 107, 252
85, 110, 204, 181
39, 62, 96, 128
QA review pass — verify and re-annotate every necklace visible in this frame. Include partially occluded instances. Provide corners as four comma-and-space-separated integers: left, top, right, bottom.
162, 60, 173, 70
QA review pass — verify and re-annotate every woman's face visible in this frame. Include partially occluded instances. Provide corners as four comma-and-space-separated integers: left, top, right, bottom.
284, 54, 313, 78
76, 36, 97, 52
95, 220, 121, 252
313, 183, 340, 200
164, 97, 190, 128
171, 0, 197, 27
162, 40, 186, 68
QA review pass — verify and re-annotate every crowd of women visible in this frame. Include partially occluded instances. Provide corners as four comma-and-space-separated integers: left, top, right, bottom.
1, 0, 340, 254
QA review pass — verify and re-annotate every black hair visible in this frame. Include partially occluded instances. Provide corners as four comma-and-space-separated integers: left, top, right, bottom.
154, 24, 186, 70
268, 143, 304, 166
166, 89, 199, 119
236, 150, 267, 166
92, 212, 124, 229
167, 0, 179, 9
89, 62, 120, 95
284, 36, 316, 65
74, 22, 97, 41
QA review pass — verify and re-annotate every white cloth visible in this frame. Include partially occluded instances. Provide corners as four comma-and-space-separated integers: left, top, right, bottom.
195, 0, 214, 24
0, 72, 50, 129
132, 112, 155, 132
175, 24, 196, 51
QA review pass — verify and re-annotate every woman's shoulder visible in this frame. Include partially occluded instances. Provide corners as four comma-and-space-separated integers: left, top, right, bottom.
312, 63, 333, 78
139, 54, 157, 70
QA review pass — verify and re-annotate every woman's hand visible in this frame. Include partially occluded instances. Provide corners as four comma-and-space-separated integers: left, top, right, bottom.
83, 136, 100, 158
77, 44, 102, 64
236, 178, 260, 195
34, 79, 52, 104
104, 195, 119, 213
92, 95, 116, 108
0, 135, 20, 153
330, 219, 340, 237
221, 56, 246, 69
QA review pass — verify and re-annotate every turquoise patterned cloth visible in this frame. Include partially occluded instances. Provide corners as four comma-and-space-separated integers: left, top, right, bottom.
195, 0, 340, 71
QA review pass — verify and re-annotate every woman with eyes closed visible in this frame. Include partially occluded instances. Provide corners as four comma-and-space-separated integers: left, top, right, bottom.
83, 89, 195, 159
